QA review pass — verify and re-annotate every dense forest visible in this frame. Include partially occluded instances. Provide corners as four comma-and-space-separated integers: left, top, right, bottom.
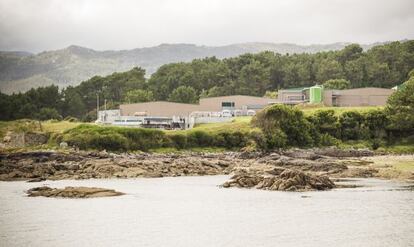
0, 40, 413, 121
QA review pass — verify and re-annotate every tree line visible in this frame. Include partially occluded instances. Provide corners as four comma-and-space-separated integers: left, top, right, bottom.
1, 40, 413, 121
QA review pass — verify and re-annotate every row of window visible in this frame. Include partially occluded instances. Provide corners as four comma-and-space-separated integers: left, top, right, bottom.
221, 102, 235, 107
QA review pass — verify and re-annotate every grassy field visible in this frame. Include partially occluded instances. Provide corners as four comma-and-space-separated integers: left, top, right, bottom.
0, 120, 42, 138
186, 116, 253, 133
298, 105, 383, 116
41, 121, 83, 133
0, 120, 84, 138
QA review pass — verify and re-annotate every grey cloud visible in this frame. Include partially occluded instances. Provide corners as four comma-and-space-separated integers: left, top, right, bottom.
0, 0, 413, 52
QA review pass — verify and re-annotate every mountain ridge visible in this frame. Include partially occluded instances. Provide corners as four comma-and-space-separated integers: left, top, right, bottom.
0, 41, 395, 94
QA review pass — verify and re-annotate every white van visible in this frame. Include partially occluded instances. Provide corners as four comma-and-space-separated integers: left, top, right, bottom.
247, 110, 256, 116
221, 109, 233, 117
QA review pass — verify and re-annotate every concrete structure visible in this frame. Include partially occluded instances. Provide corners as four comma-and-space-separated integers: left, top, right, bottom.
97, 109, 121, 123
197, 95, 273, 112
277, 88, 308, 104
278, 86, 394, 106
99, 95, 275, 129
324, 88, 394, 106
120, 101, 199, 118
97, 110, 192, 129
119, 95, 274, 118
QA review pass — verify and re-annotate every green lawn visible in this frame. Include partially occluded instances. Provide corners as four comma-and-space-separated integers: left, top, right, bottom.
299, 106, 383, 116
184, 116, 253, 133
0, 120, 85, 138
41, 120, 84, 133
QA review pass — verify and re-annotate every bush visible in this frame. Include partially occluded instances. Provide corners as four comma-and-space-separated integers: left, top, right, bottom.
338, 111, 366, 140
370, 138, 383, 150
215, 131, 248, 148
168, 132, 188, 149
362, 109, 388, 139
187, 130, 214, 147
319, 133, 340, 146
48, 132, 63, 146
307, 109, 338, 138
266, 128, 288, 149
90, 133, 129, 151
117, 127, 166, 150
249, 129, 267, 150
248, 127, 287, 150
37, 108, 62, 121
253, 104, 313, 147
386, 74, 414, 135
62, 125, 166, 151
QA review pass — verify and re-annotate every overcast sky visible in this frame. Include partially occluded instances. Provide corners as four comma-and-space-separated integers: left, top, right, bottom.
1, 0, 413, 53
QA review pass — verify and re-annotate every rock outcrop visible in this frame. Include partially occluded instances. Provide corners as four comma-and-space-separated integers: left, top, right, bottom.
0, 148, 384, 183
27, 186, 124, 198
0, 151, 235, 181
222, 168, 335, 191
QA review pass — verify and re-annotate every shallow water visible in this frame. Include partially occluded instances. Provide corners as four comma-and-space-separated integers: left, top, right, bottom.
0, 176, 413, 247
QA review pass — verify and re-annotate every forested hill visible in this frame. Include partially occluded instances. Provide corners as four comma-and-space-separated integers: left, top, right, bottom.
0, 41, 391, 94
1, 41, 413, 122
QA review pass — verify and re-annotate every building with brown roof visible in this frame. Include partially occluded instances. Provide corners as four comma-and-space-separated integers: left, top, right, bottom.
120, 101, 200, 117
119, 95, 274, 117
277, 86, 394, 106
323, 87, 394, 106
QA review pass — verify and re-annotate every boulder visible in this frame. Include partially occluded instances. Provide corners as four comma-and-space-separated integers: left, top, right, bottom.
27, 186, 124, 198
222, 169, 335, 191
27, 177, 46, 183
59, 142, 68, 148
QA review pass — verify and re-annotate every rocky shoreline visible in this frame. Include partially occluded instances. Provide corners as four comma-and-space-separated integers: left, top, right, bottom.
1, 148, 413, 192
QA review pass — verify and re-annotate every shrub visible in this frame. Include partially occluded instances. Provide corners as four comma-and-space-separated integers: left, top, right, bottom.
214, 131, 248, 148
319, 133, 340, 146
386, 74, 414, 135
362, 109, 389, 139
265, 128, 288, 149
248, 127, 287, 150
338, 111, 366, 140
307, 109, 338, 137
37, 108, 62, 121
168, 132, 188, 149
48, 132, 63, 146
117, 127, 165, 150
253, 104, 313, 147
90, 133, 129, 151
187, 130, 214, 147
370, 138, 383, 150
62, 125, 166, 151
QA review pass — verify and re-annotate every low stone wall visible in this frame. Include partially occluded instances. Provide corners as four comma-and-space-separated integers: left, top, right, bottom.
2, 131, 48, 148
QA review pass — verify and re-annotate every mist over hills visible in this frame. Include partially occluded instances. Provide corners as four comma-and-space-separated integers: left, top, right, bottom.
0, 41, 389, 94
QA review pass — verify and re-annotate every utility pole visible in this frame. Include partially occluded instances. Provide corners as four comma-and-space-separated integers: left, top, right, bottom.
104, 99, 107, 122
96, 93, 99, 121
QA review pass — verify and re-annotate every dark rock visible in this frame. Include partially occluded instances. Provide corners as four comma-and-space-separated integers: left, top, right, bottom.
27, 177, 46, 182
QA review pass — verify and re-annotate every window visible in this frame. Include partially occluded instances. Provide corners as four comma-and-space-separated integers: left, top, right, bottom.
222, 102, 235, 107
